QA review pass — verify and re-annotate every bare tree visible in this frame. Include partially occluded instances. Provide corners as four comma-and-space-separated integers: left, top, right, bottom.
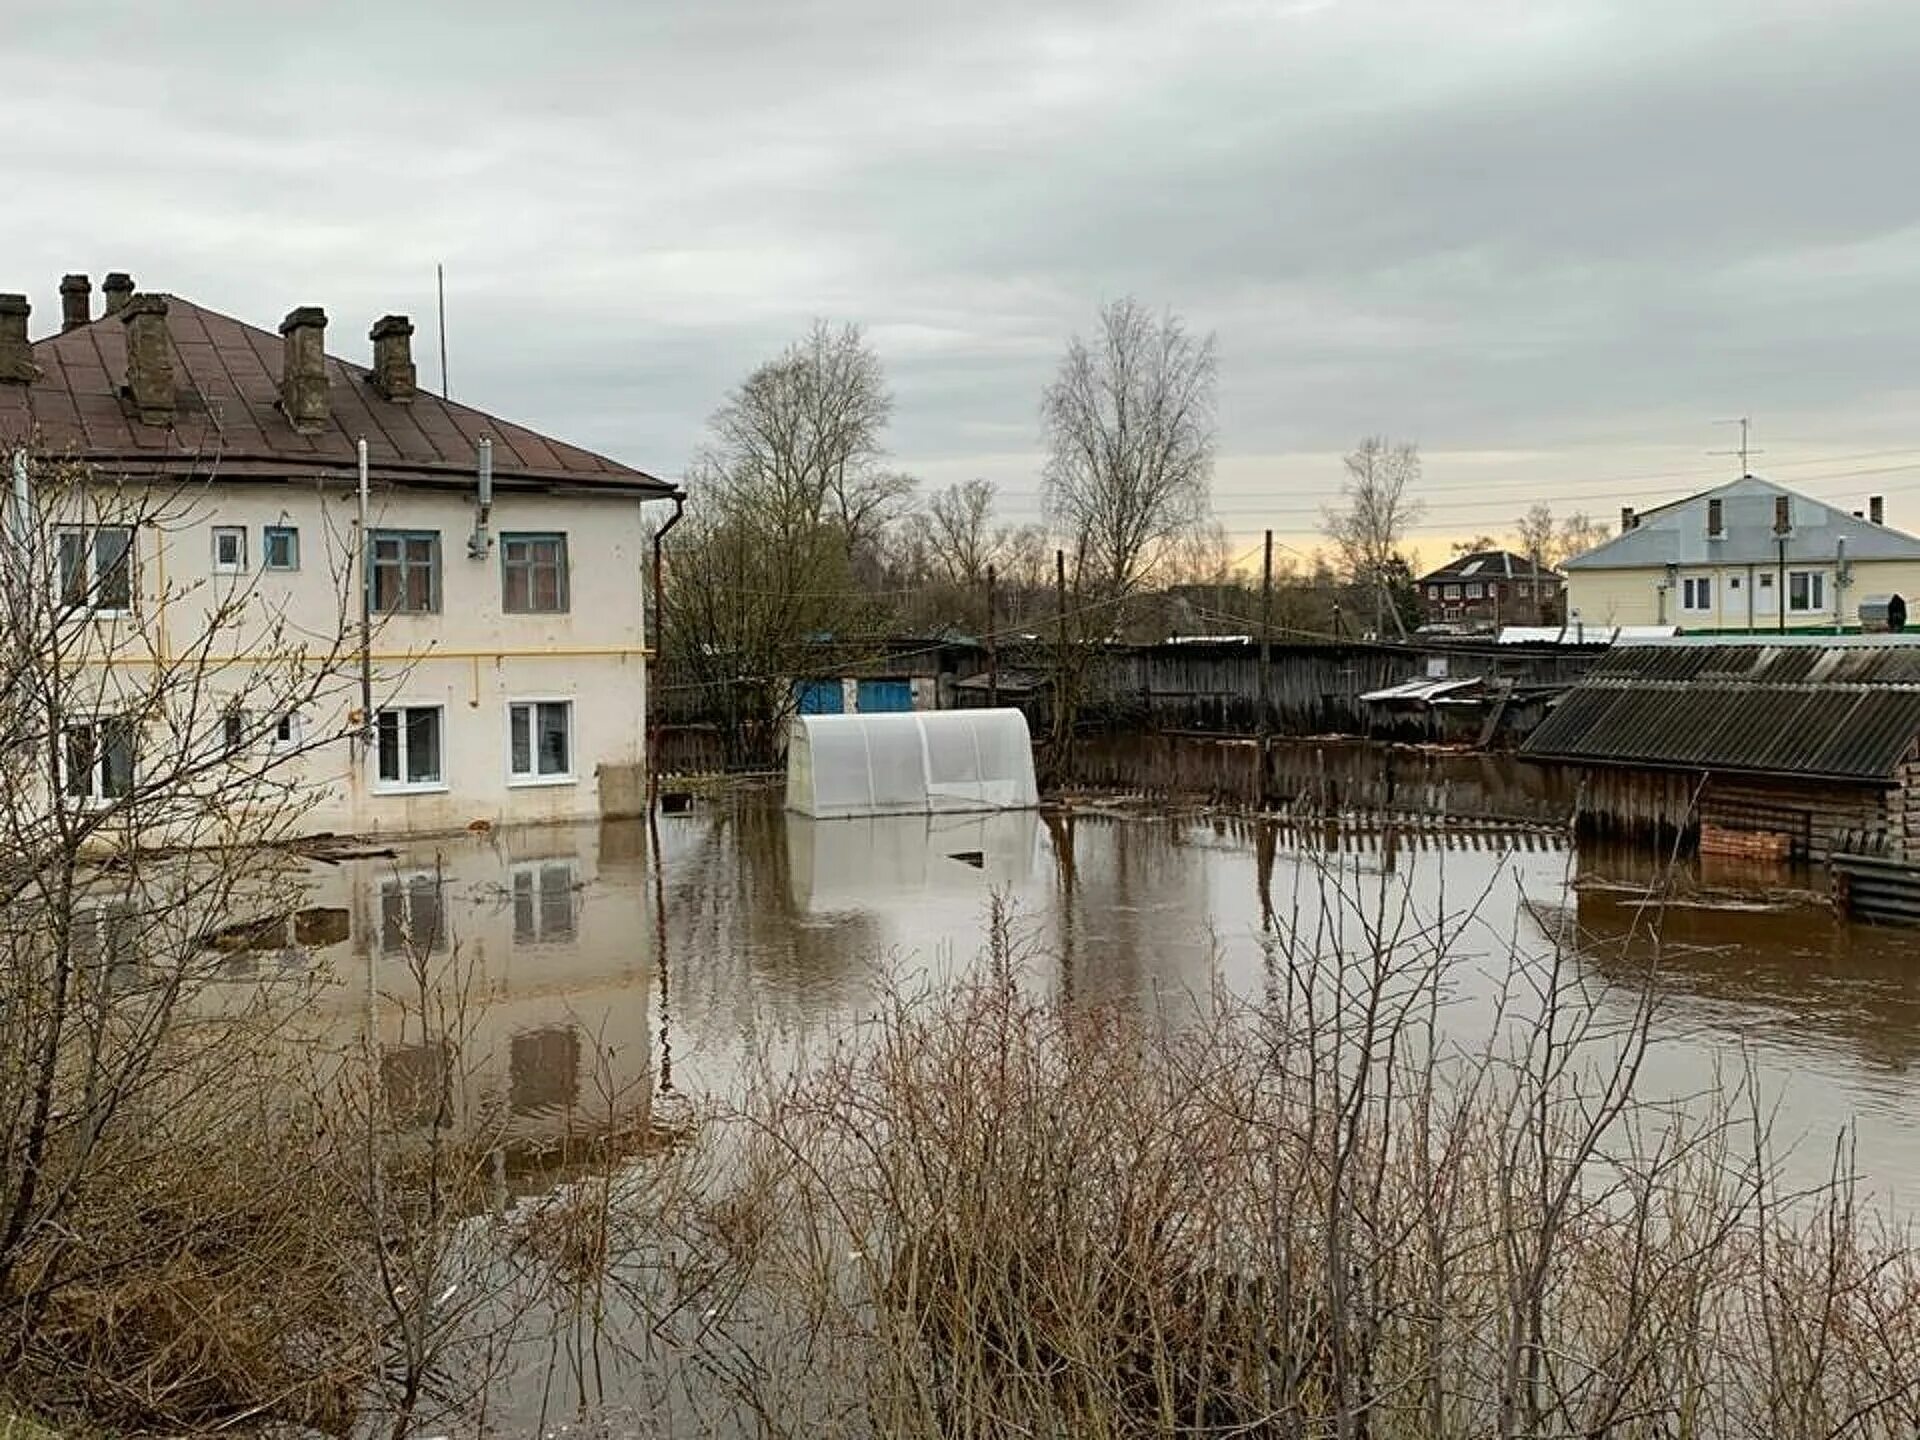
1451, 533, 1498, 556
923, 478, 999, 585
1553, 510, 1609, 566
663, 322, 922, 764
0, 450, 375, 1428
1514, 502, 1556, 567
1322, 437, 1425, 635
708, 320, 913, 569
1041, 298, 1217, 601
1513, 503, 1609, 571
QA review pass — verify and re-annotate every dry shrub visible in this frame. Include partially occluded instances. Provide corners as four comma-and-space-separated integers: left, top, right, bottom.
9, 1034, 372, 1435
660, 893, 1920, 1440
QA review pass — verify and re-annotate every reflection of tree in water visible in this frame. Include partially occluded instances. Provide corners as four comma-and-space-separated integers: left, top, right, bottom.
1559, 843, 1920, 1074
1042, 812, 1228, 1010
661, 788, 884, 1034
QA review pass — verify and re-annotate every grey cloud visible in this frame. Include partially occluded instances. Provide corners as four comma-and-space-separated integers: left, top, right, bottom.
3, 0, 1916, 534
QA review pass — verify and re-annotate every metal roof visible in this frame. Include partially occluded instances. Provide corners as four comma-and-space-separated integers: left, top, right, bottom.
0, 295, 674, 497
1419, 549, 1558, 583
1360, 676, 1485, 705
1522, 641, 1920, 781
1563, 475, 1920, 571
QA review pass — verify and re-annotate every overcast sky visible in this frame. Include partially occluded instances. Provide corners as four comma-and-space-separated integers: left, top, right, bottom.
7, 0, 1918, 565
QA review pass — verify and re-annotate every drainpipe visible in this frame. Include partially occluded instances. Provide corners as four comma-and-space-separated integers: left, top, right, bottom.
1777, 536, 1787, 635
9, 447, 27, 544
648, 491, 686, 804
1835, 536, 1848, 636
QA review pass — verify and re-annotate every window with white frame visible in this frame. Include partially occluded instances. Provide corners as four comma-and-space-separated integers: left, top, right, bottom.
501, 533, 569, 613
1789, 570, 1827, 612
374, 705, 444, 789
221, 708, 248, 755
64, 717, 135, 802
1444, 584, 1460, 599
1681, 576, 1714, 613
1426, 584, 1439, 599
508, 700, 573, 782
212, 526, 247, 573
1465, 582, 1483, 599
512, 861, 577, 944
263, 525, 300, 571
272, 711, 305, 751
380, 873, 449, 955
57, 526, 134, 613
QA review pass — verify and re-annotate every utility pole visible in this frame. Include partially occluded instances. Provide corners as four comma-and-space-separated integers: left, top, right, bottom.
985, 562, 999, 708
1053, 548, 1069, 780
1259, 529, 1273, 736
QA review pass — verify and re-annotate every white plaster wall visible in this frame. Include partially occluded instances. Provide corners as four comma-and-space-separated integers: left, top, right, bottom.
1568, 559, 1920, 631
110, 480, 657, 836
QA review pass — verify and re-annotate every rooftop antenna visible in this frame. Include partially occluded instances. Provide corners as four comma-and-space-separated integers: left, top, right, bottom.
435, 261, 449, 399
1709, 416, 1762, 476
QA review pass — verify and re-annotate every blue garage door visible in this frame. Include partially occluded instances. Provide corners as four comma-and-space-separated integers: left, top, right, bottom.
857, 679, 914, 713
795, 680, 844, 714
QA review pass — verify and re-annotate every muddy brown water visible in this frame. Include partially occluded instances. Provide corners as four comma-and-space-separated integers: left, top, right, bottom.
259, 783, 1920, 1212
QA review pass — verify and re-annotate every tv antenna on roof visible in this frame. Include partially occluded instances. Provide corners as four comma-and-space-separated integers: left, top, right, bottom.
1709, 416, 1762, 476
435, 262, 450, 400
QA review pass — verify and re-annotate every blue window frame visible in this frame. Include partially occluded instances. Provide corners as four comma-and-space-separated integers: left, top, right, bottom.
263, 525, 300, 571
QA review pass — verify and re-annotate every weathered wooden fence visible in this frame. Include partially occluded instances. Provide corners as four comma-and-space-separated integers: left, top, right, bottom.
1065, 733, 1583, 826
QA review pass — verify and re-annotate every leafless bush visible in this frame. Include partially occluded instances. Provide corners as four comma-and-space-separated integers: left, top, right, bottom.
589, 873, 1920, 1440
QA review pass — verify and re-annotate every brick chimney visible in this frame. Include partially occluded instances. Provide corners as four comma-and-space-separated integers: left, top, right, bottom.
59, 273, 91, 331
1870, 495, 1885, 526
278, 306, 329, 432
0, 294, 38, 384
367, 314, 416, 403
102, 272, 134, 316
120, 294, 175, 423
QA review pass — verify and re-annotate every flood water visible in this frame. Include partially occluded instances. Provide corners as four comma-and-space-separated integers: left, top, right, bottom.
264, 786, 1920, 1208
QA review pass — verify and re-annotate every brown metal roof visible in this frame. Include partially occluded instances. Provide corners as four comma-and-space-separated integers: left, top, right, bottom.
0, 296, 675, 498
1522, 641, 1920, 782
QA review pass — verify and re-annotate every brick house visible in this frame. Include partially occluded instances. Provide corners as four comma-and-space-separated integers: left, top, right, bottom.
1419, 550, 1563, 629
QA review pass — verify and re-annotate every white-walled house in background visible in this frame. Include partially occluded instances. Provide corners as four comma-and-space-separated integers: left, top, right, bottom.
1562, 475, 1920, 634
0, 276, 681, 837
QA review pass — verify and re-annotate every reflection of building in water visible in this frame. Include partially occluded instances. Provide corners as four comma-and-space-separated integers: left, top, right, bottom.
203, 821, 654, 1151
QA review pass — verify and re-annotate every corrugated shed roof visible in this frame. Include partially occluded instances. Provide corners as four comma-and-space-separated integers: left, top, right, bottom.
1522, 641, 1920, 781
0, 295, 674, 496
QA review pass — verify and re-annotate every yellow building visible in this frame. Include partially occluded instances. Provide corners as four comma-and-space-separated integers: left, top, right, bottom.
1562, 475, 1920, 634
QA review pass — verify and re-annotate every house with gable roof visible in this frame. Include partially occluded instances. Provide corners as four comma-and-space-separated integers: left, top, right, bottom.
0, 273, 681, 837
1417, 549, 1562, 629
1562, 475, 1920, 633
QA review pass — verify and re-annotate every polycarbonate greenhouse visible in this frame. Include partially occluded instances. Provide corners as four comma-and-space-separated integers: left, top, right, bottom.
785, 709, 1040, 819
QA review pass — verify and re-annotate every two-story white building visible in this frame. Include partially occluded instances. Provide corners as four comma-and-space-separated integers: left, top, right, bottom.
1562, 475, 1920, 634
0, 274, 681, 838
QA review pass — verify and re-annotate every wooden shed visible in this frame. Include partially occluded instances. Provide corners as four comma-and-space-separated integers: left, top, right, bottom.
1521, 638, 1920, 861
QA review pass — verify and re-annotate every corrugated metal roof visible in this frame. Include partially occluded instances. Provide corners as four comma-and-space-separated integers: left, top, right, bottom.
1360, 676, 1484, 705
1522, 641, 1920, 781
0, 295, 674, 496
1563, 475, 1920, 570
